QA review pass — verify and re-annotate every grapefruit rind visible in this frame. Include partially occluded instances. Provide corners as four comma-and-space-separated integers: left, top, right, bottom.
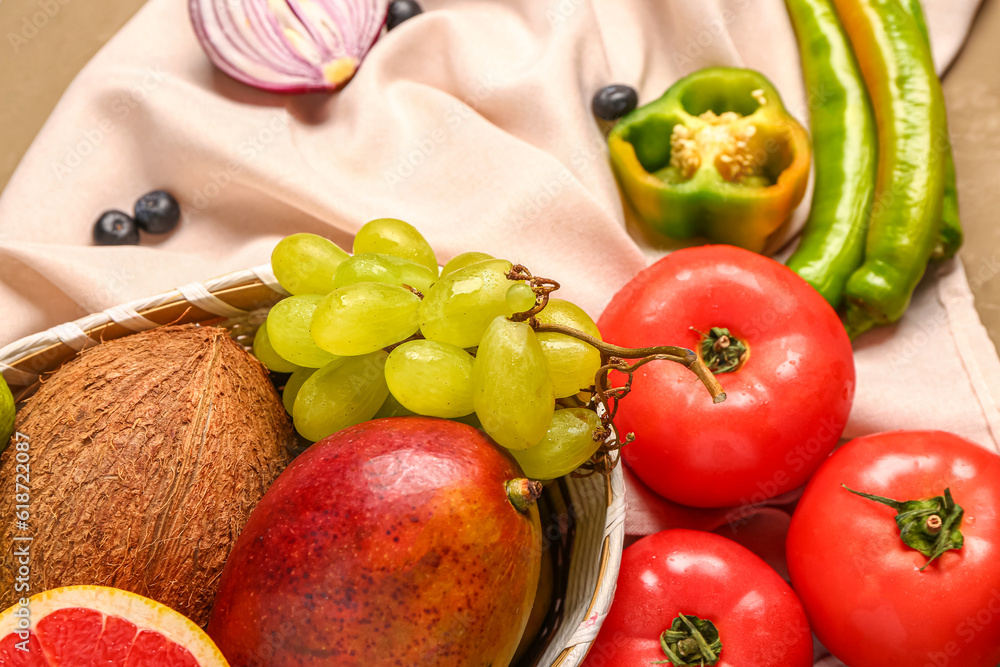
0, 586, 229, 665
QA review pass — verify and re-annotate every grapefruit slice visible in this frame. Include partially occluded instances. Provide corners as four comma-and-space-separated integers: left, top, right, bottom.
0, 586, 229, 666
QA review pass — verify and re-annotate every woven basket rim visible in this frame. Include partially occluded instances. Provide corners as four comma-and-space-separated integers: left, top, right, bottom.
0, 264, 284, 394
0, 263, 623, 666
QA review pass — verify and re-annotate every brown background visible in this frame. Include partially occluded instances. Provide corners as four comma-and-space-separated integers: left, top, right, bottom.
2, 0, 999, 346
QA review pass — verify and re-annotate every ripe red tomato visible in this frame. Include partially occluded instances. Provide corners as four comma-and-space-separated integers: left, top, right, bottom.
598, 245, 854, 507
582, 529, 813, 667
787, 431, 1000, 667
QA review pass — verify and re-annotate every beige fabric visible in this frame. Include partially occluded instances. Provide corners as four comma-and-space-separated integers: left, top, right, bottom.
0, 0, 981, 334
0, 2, 992, 663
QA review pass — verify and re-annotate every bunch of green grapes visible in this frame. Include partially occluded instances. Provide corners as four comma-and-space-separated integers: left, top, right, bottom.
254, 218, 607, 480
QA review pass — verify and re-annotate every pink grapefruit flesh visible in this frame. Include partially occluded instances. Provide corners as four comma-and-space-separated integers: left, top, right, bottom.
0, 587, 228, 666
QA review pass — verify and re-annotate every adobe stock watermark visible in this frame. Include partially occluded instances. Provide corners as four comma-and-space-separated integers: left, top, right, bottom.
382, 72, 503, 191
95, 267, 138, 306
545, 0, 587, 28
9, 431, 33, 652
50, 67, 169, 182
923, 588, 1000, 667
509, 136, 607, 232
725, 415, 845, 531
8, 0, 72, 53
669, 0, 751, 69
515, 498, 586, 564
884, 252, 1000, 371
185, 112, 290, 212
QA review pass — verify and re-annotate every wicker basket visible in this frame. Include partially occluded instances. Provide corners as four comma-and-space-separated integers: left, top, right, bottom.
0, 265, 623, 667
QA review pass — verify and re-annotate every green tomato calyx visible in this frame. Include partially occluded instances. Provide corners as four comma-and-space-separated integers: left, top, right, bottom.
698, 327, 748, 375
842, 485, 964, 570
655, 614, 722, 666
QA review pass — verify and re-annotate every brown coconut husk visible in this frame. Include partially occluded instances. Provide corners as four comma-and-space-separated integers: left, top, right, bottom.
0, 325, 293, 625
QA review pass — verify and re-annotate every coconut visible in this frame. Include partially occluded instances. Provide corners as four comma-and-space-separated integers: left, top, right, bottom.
0, 325, 293, 626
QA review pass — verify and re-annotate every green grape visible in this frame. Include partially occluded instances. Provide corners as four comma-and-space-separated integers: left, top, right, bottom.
535, 299, 603, 398
252, 323, 302, 374
385, 340, 475, 418
333, 252, 436, 294
353, 218, 438, 273
292, 352, 389, 441
535, 337, 602, 398
271, 233, 349, 295
440, 251, 493, 277
506, 283, 537, 314
282, 367, 316, 414
266, 296, 342, 368
419, 259, 517, 348
510, 408, 605, 480
472, 317, 554, 450
536, 299, 601, 337
373, 392, 417, 419
311, 283, 421, 356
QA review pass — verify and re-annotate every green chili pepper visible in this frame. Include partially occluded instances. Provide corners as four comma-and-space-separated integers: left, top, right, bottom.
784, 0, 878, 308
608, 68, 812, 253
900, 0, 963, 261
833, 0, 946, 338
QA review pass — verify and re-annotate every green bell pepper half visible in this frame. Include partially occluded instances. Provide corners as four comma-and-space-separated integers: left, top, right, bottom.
608, 67, 812, 254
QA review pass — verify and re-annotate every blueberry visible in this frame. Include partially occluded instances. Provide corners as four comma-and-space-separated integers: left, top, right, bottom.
93, 210, 140, 246
592, 84, 639, 121
134, 190, 181, 234
387, 0, 422, 31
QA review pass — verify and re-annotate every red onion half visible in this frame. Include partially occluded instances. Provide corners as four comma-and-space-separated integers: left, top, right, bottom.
190, 0, 389, 93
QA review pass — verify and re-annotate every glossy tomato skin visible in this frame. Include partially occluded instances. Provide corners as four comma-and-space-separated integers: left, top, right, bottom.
598, 245, 854, 507
582, 529, 812, 667
787, 431, 1000, 667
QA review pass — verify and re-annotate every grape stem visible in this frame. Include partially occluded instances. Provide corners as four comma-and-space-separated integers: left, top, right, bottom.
506, 264, 727, 477
578, 350, 724, 475
402, 284, 424, 299
507, 265, 561, 321
532, 323, 726, 405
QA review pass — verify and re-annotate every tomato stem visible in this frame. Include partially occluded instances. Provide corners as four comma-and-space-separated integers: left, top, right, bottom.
842, 485, 964, 570
697, 327, 749, 374
654, 614, 722, 666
